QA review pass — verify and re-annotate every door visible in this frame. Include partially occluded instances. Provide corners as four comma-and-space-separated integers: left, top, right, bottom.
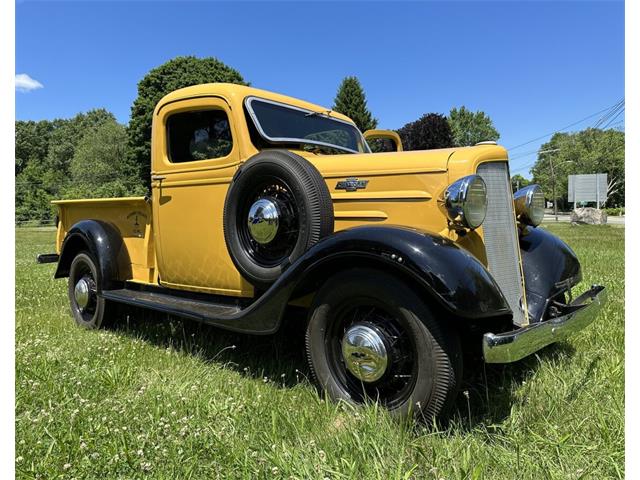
151, 97, 252, 297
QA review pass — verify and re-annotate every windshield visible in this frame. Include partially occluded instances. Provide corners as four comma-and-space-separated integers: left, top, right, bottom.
245, 97, 370, 154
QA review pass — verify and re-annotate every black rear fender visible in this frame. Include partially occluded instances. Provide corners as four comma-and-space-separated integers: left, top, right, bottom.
55, 220, 131, 291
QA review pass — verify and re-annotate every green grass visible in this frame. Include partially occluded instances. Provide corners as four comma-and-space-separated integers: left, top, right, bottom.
15, 224, 624, 479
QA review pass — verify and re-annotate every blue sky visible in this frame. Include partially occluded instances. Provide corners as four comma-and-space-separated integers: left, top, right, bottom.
16, 1, 624, 177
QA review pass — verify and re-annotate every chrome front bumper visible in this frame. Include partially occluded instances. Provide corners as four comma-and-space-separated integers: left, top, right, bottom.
483, 285, 606, 363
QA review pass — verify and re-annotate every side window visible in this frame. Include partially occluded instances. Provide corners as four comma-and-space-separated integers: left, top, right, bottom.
368, 137, 398, 153
166, 109, 233, 163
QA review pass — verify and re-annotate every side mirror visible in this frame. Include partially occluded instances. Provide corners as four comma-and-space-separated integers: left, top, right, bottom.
364, 130, 403, 153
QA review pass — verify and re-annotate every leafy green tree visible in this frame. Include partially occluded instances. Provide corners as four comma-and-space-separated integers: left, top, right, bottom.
332, 76, 378, 133
531, 128, 625, 208
15, 120, 55, 175
15, 109, 121, 223
44, 110, 116, 184
127, 56, 247, 188
510, 174, 531, 193
63, 120, 147, 200
15, 160, 57, 223
448, 106, 500, 146
397, 114, 453, 151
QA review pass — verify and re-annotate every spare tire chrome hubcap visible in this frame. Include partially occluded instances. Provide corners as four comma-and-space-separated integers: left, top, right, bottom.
74, 277, 92, 310
341, 324, 389, 382
247, 198, 280, 244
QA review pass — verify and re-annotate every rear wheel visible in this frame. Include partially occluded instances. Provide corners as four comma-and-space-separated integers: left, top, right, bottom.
68, 252, 111, 329
305, 269, 462, 420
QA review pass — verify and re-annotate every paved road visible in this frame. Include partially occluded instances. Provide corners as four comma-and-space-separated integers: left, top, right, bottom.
543, 214, 625, 225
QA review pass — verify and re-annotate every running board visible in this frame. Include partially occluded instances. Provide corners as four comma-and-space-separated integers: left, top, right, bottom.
100, 288, 242, 322
100, 285, 287, 335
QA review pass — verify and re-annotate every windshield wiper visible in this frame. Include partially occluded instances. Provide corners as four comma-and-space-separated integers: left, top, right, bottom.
305, 110, 332, 118
299, 141, 358, 154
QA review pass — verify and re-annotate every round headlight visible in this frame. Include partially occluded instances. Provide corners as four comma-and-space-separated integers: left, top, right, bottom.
444, 175, 487, 229
514, 184, 545, 226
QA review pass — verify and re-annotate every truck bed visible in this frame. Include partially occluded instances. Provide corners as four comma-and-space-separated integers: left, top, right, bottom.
53, 196, 156, 284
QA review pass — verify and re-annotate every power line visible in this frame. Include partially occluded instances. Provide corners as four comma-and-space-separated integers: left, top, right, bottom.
15, 171, 133, 187
15, 220, 56, 225
593, 99, 624, 129
511, 161, 538, 174
602, 108, 625, 129
509, 101, 625, 175
510, 124, 625, 175
593, 100, 623, 128
509, 148, 544, 161
506, 100, 624, 151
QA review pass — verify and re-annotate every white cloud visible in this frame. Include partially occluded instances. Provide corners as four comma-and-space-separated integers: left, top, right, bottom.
15, 73, 44, 93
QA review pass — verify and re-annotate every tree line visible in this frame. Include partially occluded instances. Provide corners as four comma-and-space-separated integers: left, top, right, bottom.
332, 76, 500, 150
530, 129, 624, 208
15, 56, 624, 223
16, 57, 246, 223
16, 110, 147, 223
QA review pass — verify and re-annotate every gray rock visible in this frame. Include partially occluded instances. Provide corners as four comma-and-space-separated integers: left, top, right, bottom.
570, 207, 608, 225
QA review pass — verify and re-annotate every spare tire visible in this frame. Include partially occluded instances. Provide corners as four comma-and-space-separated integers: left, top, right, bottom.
223, 150, 334, 289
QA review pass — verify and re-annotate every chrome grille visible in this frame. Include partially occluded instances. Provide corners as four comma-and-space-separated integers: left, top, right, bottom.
477, 162, 527, 326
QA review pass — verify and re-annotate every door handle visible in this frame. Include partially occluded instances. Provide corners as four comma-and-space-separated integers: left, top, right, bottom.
151, 175, 166, 182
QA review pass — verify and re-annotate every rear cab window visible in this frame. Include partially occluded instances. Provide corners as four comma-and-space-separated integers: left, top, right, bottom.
166, 110, 233, 163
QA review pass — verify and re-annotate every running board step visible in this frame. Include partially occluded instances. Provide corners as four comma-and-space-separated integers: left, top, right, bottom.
100, 288, 242, 321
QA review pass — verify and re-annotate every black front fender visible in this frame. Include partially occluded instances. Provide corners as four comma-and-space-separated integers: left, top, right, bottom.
55, 220, 131, 290
520, 226, 582, 323
292, 226, 511, 319
210, 225, 513, 334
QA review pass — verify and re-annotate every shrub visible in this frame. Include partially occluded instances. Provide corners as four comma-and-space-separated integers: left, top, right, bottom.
604, 207, 625, 216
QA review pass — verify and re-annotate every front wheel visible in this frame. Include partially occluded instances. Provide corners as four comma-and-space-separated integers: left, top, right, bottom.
305, 269, 462, 420
68, 252, 111, 329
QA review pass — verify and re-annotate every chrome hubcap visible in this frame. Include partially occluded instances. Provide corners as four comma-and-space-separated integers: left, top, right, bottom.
341, 324, 389, 382
247, 198, 280, 244
74, 277, 91, 310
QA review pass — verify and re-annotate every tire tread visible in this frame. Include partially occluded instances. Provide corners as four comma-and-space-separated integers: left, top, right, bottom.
223, 150, 334, 288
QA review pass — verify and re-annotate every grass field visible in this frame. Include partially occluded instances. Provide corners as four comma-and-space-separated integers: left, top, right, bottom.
15, 224, 624, 479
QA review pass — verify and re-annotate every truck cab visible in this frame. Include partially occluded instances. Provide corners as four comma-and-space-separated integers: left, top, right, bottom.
41, 83, 606, 421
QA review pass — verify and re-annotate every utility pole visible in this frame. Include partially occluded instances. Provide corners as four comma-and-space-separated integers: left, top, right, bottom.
536, 149, 574, 222
550, 158, 558, 221
538, 149, 561, 221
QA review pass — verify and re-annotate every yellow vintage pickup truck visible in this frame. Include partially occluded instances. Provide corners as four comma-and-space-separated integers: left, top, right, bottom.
38, 83, 606, 420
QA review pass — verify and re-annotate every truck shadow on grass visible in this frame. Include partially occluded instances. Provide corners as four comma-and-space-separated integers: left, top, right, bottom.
108, 304, 311, 388
452, 342, 578, 432
106, 304, 578, 430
